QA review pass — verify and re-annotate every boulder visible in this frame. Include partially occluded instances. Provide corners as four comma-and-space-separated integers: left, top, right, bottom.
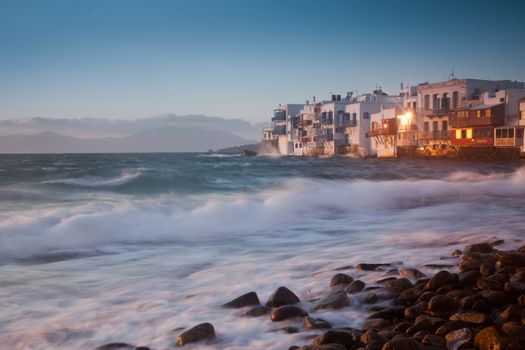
363, 318, 391, 331
473, 326, 503, 350
356, 263, 397, 271
345, 280, 365, 293
243, 306, 270, 317
426, 270, 456, 291
368, 306, 405, 321
314, 291, 350, 310
266, 286, 300, 307
450, 311, 488, 324
222, 291, 260, 308
464, 243, 493, 254
303, 316, 332, 330
480, 290, 511, 306
422, 334, 446, 348
398, 268, 426, 280
311, 330, 356, 349
428, 295, 459, 318
380, 335, 420, 350
445, 328, 472, 350
271, 305, 308, 322
404, 301, 428, 321
330, 273, 353, 287
176, 323, 215, 346
384, 278, 413, 292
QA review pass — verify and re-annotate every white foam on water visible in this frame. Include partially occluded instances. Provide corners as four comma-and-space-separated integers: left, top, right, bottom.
1, 167, 525, 349
42, 170, 142, 187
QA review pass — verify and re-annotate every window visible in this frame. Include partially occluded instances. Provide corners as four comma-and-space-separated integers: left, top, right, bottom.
442, 121, 448, 131
363, 112, 369, 119
476, 110, 481, 118
442, 93, 449, 109
496, 129, 502, 138
433, 94, 439, 109
486, 109, 491, 117
517, 129, 524, 138
424, 95, 430, 110
452, 91, 459, 109
502, 129, 508, 138
461, 129, 467, 139
509, 128, 514, 138
433, 121, 439, 131
424, 122, 429, 132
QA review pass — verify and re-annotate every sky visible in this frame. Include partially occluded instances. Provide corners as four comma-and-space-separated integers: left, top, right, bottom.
1, 0, 524, 122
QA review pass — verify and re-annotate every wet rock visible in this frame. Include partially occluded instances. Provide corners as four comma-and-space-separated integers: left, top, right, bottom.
368, 306, 405, 321
473, 326, 503, 350
303, 316, 332, 330
504, 281, 525, 294
317, 344, 346, 350
134, 347, 151, 350
471, 299, 492, 313
345, 280, 365, 293
428, 295, 459, 318
282, 327, 299, 334
372, 288, 399, 300
452, 249, 462, 257
519, 294, 525, 306
314, 291, 350, 310
393, 322, 412, 333
363, 318, 391, 331
450, 311, 488, 324
406, 318, 432, 336
243, 306, 270, 317
424, 263, 454, 269
480, 289, 510, 306
495, 251, 525, 268
362, 292, 378, 304
477, 277, 503, 291
426, 270, 456, 291
333, 264, 354, 271
510, 270, 525, 283
266, 286, 300, 307
360, 329, 388, 348
330, 273, 353, 287
458, 270, 481, 286
446, 289, 472, 299
502, 321, 525, 340
222, 291, 260, 308
422, 334, 445, 348
435, 321, 470, 337
381, 335, 420, 350
398, 288, 422, 302
417, 291, 436, 302
271, 305, 308, 322
496, 305, 521, 323
464, 243, 493, 254
376, 277, 397, 284
399, 268, 426, 280
94, 343, 134, 350
404, 301, 428, 321
459, 253, 496, 272
357, 263, 398, 271
480, 263, 495, 277
445, 328, 472, 350
519, 245, 525, 253
384, 278, 413, 292
415, 314, 446, 330
176, 323, 215, 346
310, 330, 356, 349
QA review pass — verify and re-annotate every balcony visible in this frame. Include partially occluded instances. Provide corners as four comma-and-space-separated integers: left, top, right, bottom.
419, 130, 451, 139
450, 115, 505, 128
421, 108, 451, 117
366, 128, 396, 138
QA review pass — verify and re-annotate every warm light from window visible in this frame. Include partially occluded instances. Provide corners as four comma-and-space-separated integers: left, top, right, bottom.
397, 111, 413, 126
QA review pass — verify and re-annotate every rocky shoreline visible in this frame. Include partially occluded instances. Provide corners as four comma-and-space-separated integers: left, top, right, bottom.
94, 241, 525, 350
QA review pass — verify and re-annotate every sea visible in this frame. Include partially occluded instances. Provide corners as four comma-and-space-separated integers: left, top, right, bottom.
1, 153, 525, 349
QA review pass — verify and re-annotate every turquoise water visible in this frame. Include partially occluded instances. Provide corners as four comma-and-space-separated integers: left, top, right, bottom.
0, 154, 524, 349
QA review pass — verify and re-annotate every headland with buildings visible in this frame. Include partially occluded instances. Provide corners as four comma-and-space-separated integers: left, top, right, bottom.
261, 77, 525, 159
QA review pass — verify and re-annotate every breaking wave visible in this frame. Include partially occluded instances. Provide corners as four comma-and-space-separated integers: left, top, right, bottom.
1, 166, 524, 261
43, 170, 142, 188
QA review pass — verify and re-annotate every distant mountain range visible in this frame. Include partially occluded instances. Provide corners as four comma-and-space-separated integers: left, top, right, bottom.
0, 114, 267, 140
0, 127, 254, 153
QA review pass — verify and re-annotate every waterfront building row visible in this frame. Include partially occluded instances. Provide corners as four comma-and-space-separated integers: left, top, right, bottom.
261, 78, 525, 158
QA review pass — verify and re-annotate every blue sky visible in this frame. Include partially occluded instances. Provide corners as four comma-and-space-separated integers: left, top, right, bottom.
1, 0, 524, 122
